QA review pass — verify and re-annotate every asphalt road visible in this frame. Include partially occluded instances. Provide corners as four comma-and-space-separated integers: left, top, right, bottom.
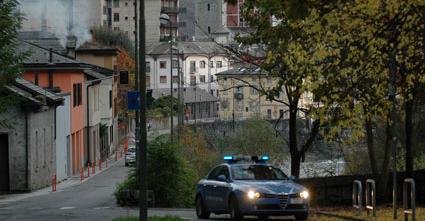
0, 159, 295, 221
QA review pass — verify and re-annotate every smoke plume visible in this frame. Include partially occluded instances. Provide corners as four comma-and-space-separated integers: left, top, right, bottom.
18, 0, 93, 47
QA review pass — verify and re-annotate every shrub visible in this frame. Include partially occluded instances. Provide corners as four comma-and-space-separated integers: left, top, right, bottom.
114, 169, 138, 206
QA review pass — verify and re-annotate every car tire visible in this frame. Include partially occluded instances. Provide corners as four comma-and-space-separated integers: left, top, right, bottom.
229, 196, 243, 221
196, 196, 210, 219
295, 213, 308, 220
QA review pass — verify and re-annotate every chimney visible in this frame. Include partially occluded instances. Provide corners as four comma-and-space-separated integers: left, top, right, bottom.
66, 35, 77, 59
41, 3, 47, 31
49, 48, 53, 63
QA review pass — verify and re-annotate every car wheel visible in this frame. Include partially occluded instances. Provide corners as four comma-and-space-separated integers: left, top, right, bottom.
196, 196, 210, 219
295, 213, 308, 220
229, 196, 243, 221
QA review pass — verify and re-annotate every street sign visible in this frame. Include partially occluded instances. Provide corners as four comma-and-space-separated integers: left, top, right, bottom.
128, 91, 140, 110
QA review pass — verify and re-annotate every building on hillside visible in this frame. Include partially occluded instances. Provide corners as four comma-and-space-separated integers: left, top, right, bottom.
19, 41, 89, 175
216, 66, 290, 121
0, 78, 63, 192
152, 87, 219, 123
146, 41, 229, 97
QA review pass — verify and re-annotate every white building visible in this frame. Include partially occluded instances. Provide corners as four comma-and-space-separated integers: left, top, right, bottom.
145, 41, 229, 96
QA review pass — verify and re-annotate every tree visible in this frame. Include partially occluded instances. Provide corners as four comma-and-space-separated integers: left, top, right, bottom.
0, 0, 24, 111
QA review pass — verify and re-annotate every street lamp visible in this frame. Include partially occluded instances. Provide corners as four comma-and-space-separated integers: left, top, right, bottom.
159, 13, 174, 142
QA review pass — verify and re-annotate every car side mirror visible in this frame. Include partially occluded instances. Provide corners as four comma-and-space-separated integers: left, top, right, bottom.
217, 175, 227, 182
288, 176, 296, 181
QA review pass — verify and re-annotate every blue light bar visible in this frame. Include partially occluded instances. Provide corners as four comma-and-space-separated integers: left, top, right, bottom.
223, 156, 234, 160
261, 155, 270, 161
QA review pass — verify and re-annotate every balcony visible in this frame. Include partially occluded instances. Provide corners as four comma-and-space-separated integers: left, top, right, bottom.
160, 21, 178, 28
161, 6, 179, 14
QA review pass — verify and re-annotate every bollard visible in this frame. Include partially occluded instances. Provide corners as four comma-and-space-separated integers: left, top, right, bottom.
403, 178, 416, 221
365, 179, 376, 217
87, 163, 91, 177
99, 160, 102, 170
92, 162, 96, 174
80, 168, 84, 181
353, 180, 363, 214
52, 175, 57, 192
115, 151, 118, 161
106, 159, 108, 168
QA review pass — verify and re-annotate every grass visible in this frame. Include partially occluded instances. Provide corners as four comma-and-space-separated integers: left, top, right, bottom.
112, 216, 186, 221
310, 207, 425, 221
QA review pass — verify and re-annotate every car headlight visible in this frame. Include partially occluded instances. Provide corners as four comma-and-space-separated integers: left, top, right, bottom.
247, 190, 260, 199
300, 190, 309, 199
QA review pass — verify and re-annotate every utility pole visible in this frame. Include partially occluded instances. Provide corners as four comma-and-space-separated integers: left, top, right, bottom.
177, 50, 182, 142
133, 0, 140, 185
138, 0, 148, 220
169, 22, 174, 143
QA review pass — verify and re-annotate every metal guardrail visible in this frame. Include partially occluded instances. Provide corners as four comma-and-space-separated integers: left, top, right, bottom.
352, 180, 362, 214
365, 179, 376, 217
403, 178, 416, 221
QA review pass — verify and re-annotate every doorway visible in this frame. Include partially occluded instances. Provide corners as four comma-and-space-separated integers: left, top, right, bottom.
0, 134, 10, 192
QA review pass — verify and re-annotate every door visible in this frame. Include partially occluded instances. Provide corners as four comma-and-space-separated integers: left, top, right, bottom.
0, 134, 10, 192
204, 166, 222, 210
214, 166, 232, 211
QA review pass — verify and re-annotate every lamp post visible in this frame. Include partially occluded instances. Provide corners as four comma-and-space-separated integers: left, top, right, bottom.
160, 13, 174, 143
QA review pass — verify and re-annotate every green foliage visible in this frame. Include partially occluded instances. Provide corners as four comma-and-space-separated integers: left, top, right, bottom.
114, 169, 138, 206
147, 135, 198, 208
91, 26, 135, 58
150, 96, 178, 117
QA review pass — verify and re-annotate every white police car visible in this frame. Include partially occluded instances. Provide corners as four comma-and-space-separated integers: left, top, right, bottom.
195, 155, 309, 220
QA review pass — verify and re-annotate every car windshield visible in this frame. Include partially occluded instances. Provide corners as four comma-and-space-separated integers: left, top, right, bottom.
231, 165, 288, 180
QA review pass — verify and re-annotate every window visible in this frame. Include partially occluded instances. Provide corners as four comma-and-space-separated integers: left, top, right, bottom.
267, 109, 272, 119
280, 109, 284, 118
190, 76, 196, 86
146, 62, 151, 72
160, 76, 167, 83
103, 6, 107, 15
113, 13, 120, 22
114, 27, 120, 31
73, 83, 82, 107
200, 75, 206, 83
210, 75, 214, 82
251, 87, 257, 95
200, 61, 206, 69
125, 2, 128, 6
246, 107, 249, 112
210, 90, 214, 95
208, 166, 229, 180
208, 26, 211, 33
172, 76, 179, 83
216, 61, 223, 68
207, 3, 210, 11
125, 16, 128, 20
160, 61, 167, 69
113, 0, 119, 7
209, 61, 214, 68
190, 61, 196, 72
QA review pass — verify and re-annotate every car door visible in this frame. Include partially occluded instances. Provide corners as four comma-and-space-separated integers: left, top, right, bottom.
214, 166, 232, 211
203, 166, 222, 210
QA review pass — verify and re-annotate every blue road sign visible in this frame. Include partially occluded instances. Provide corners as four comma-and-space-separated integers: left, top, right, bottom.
127, 91, 140, 110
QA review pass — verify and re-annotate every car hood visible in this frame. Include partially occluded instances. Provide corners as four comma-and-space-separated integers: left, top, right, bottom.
233, 180, 305, 194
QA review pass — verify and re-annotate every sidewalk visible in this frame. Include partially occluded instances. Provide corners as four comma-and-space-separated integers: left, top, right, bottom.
0, 152, 124, 204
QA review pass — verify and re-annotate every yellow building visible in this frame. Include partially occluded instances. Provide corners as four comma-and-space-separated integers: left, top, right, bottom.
216, 66, 289, 121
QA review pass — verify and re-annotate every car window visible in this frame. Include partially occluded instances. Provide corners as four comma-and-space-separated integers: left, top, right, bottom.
231, 165, 288, 180
207, 166, 222, 180
218, 166, 230, 180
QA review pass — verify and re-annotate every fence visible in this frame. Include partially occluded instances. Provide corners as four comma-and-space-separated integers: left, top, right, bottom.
298, 170, 425, 206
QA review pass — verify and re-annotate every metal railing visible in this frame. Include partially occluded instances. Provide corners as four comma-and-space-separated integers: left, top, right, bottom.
352, 180, 362, 214
365, 179, 376, 217
403, 178, 416, 221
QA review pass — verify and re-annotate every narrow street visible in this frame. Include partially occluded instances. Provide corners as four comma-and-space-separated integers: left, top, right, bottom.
0, 159, 135, 221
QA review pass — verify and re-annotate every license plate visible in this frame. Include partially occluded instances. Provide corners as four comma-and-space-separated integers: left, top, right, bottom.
290, 198, 303, 204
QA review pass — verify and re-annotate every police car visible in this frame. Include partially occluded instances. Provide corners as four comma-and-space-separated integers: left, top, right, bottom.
195, 156, 309, 220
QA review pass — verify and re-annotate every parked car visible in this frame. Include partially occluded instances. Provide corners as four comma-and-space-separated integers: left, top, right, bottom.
195, 155, 310, 220
125, 145, 136, 167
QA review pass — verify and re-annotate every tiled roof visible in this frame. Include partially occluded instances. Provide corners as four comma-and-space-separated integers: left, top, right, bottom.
18, 31, 67, 55
84, 69, 108, 79
216, 64, 266, 76
19, 40, 83, 65
14, 78, 64, 104
146, 41, 226, 56
152, 87, 219, 103
77, 41, 118, 54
